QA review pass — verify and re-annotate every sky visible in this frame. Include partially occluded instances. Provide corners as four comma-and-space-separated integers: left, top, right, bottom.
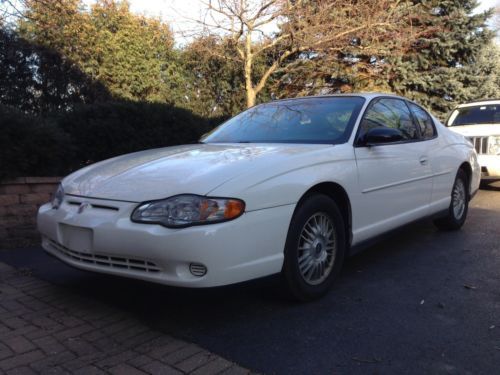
113, 0, 500, 20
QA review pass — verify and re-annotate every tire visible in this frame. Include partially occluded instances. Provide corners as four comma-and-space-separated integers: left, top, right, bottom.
282, 194, 346, 301
434, 169, 469, 231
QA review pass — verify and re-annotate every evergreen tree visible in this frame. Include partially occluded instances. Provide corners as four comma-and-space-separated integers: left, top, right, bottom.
0, 27, 110, 114
389, 0, 497, 117
276, 1, 497, 119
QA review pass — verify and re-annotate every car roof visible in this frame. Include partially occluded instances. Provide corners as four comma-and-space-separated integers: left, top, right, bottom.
455, 99, 500, 108
270, 92, 406, 103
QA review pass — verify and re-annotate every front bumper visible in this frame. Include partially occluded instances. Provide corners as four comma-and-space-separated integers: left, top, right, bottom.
38, 196, 294, 287
477, 155, 500, 180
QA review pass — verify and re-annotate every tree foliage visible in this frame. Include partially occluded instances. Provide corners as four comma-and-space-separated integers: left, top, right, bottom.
189, 0, 416, 108
280, 0, 499, 117
388, 0, 498, 116
0, 0, 499, 181
0, 27, 110, 114
17, 0, 182, 103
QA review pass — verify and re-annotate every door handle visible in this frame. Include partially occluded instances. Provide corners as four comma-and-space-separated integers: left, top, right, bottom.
419, 156, 428, 165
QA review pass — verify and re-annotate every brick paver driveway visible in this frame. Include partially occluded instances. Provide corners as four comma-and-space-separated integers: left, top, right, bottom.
0, 262, 249, 374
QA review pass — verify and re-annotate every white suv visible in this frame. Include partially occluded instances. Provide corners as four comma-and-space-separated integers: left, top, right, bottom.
447, 99, 500, 181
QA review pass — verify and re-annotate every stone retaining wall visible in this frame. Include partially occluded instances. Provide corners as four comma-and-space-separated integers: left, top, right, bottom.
0, 177, 60, 249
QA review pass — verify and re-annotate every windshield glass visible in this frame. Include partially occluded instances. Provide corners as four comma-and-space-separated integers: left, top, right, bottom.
202, 97, 365, 144
448, 104, 500, 126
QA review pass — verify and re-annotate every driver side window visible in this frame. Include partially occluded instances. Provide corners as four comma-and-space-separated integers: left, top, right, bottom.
359, 98, 419, 141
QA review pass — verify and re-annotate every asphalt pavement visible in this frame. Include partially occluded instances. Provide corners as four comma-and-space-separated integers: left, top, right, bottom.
1, 184, 499, 374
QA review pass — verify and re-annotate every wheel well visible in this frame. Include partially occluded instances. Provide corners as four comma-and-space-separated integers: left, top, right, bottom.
299, 182, 352, 248
459, 162, 472, 195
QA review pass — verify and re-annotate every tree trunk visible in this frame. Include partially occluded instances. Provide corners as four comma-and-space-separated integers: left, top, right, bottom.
244, 32, 256, 108
246, 87, 256, 107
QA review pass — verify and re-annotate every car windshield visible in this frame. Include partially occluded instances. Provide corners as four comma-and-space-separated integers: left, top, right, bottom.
202, 97, 365, 144
447, 104, 500, 126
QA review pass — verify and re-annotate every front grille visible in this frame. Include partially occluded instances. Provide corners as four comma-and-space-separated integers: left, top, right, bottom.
48, 239, 161, 273
468, 136, 489, 154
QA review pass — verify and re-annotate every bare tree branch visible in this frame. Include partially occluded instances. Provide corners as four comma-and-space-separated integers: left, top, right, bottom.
187, 0, 414, 107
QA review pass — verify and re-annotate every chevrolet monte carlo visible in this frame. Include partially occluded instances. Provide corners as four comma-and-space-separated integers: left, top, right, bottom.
38, 93, 480, 300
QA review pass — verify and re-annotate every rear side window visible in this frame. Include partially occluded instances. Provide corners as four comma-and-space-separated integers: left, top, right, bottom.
358, 98, 419, 141
408, 103, 436, 139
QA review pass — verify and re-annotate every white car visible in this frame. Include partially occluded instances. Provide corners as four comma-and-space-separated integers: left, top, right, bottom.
38, 93, 480, 300
446, 99, 500, 181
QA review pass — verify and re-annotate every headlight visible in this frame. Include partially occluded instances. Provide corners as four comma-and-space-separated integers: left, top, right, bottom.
51, 184, 64, 209
131, 194, 245, 228
488, 136, 500, 155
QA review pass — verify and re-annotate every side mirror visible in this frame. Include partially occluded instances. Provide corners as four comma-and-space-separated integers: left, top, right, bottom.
362, 127, 404, 146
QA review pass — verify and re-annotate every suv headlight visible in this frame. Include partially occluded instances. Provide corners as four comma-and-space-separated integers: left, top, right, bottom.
51, 184, 64, 209
489, 136, 500, 155
131, 194, 245, 228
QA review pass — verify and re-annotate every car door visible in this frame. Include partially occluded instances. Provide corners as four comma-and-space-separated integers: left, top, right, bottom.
406, 102, 448, 210
353, 97, 432, 242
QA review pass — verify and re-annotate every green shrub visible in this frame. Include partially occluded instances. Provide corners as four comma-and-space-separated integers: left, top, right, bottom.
56, 101, 214, 171
0, 105, 73, 180
0, 101, 222, 180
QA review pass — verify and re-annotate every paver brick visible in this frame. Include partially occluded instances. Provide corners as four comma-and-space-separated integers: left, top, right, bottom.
81, 329, 106, 343
53, 324, 94, 341
6, 365, 38, 375
0, 260, 249, 375
122, 331, 162, 350
33, 336, 65, 355
63, 337, 96, 356
140, 360, 183, 375
112, 323, 150, 343
126, 353, 153, 368
2, 326, 39, 341
175, 351, 215, 373
109, 363, 148, 375
73, 365, 107, 375
0, 350, 45, 371
162, 344, 202, 365
29, 350, 76, 372
95, 350, 137, 369
2, 317, 27, 330
2, 335, 36, 354
148, 339, 188, 360
61, 352, 109, 372
0, 343, 14, 361
191, 357, 234, 375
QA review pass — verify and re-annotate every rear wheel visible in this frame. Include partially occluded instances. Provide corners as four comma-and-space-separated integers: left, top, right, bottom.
282, 194, 346, 301
434, 169, 469, 230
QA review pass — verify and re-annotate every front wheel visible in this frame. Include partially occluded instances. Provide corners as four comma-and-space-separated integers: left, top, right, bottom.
282, 194, 346, 301
434, 169, 469, 230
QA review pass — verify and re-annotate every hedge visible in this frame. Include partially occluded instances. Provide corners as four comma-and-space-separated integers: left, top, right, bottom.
0, 101, 222, 181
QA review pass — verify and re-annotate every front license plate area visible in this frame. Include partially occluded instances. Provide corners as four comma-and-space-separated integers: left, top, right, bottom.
60, 224, 93, 254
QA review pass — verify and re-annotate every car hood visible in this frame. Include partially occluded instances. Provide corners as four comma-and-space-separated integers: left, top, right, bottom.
448, 124, 500, 137
62, 143, 332, 202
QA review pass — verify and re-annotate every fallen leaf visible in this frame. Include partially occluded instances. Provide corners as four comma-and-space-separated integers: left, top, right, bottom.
463, 284, 477, 290
420, 300, 425, 305
489, 325, 496, 330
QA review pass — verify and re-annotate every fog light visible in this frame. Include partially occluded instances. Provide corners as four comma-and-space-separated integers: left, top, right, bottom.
189, 263, 207, 277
